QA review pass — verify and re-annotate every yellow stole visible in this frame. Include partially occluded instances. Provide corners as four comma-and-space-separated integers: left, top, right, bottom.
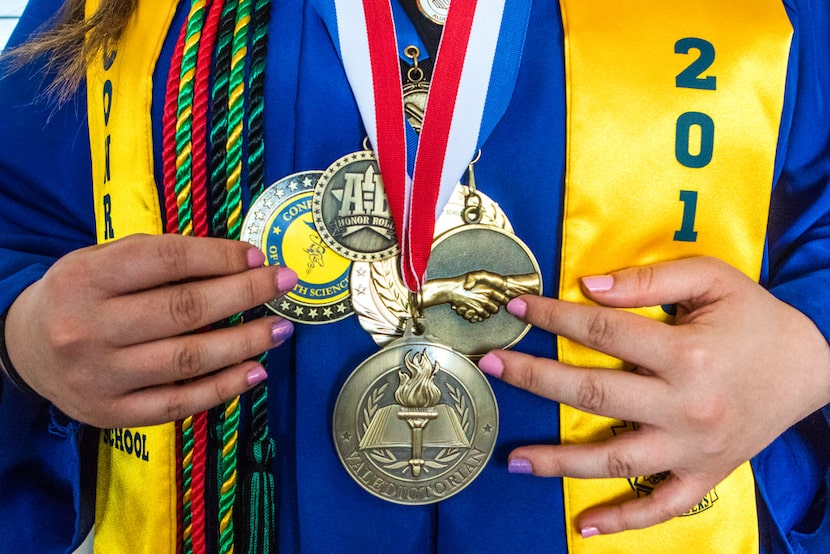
558, 1, 791, 552
86, 0, 180, 551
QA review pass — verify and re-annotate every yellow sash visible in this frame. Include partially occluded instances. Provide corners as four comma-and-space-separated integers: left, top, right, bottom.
86, 0, 180, 551
558, 1, 791, 552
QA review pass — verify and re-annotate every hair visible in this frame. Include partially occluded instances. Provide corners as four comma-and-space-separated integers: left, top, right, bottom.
2, 0, 138, 104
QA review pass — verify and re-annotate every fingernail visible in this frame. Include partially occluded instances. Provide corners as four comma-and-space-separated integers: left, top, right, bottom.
247, 365, 268, 386
271, 319, 294, 345
478, 353, 504, 379
508, 458, 533, 475
277, 267, 299, 292
582, 275, 614, 293
247, 248, 266, 268
506, 297, 527, 318
581, 527, 601, 539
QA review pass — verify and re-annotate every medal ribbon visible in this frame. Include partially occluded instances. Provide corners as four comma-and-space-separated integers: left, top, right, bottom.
331, 0, 531, 290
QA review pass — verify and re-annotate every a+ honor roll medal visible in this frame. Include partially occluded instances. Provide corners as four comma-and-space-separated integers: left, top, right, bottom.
312, 148, 399, 262
333, 321, 497, 504
241, 171, 354, 323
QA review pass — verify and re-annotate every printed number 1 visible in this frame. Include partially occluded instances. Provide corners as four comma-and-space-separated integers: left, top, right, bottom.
674, 190, 698, 242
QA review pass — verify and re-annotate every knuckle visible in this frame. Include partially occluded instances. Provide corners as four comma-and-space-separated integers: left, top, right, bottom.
45, 315, 86, 353
513, 358, 545, 394
210, 377, 236, 407
671, 337, 712, 371
241, 274, 261, 308
605, 449, 636, 478
172, 341, 206, 379
632, 265, 656, 292
575, 372, 606, 414
585, 311, 616, 350
168, 286, 207, 328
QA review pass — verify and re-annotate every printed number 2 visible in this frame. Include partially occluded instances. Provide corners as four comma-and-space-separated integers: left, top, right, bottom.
675, 37, 716, 90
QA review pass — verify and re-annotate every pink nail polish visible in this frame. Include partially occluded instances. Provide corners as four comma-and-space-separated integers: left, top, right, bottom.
506, 297, 527, 319
277, 268, 299, 292
247, 366, 268, 386
582, 275, 614, 293
247, 248, 266, 268
581, 527, 601, 539
508, 458, 533, 474
478, 353, 504, 379
271, 319, 294, 345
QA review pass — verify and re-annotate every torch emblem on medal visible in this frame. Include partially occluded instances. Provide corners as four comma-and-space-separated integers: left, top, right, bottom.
359, 349, 470, 477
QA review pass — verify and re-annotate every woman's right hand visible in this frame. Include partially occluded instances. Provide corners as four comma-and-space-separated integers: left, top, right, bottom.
4, 233, 298, 428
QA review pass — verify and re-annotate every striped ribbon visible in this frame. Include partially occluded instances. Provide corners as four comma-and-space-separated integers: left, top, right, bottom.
330, 0, 531, 290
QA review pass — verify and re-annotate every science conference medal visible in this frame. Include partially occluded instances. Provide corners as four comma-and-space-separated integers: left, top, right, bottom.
241, 171, 354, 324
333, 322, 498, 504
312, 149, 399, 262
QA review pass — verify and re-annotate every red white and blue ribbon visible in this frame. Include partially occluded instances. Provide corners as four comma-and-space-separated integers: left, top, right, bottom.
325, 0, 532, 290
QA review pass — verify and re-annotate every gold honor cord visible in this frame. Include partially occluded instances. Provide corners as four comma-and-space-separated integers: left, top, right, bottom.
87, 0, 181, 551
557, 1, 791, 552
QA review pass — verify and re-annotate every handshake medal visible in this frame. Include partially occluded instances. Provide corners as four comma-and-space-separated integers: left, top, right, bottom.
351, 183, 542, 358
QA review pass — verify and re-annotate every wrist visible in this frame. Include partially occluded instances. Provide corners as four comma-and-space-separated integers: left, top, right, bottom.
0, 309, 41, 398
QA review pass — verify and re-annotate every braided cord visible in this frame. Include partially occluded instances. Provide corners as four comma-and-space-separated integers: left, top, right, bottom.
160, 11, 190, 553
209, 0, 239, 239
173, 2, 210, 551
188, 0, 226, 551
224, 0, 253, 242
205, 2, 240, 552
239, 1, 276, 551
217, 1, 254, 551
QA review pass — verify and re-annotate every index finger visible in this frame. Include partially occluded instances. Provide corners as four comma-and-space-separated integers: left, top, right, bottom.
507, 296, 677, 371
86, 234, 266, 295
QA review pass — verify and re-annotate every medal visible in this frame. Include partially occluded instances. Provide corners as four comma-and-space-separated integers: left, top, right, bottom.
351, 179, 530, 353
311, 148, 400, 262
333, 321, 497, 504
355, 223, 541, 357
415, 0, 450, 26
241, 171, 354, 324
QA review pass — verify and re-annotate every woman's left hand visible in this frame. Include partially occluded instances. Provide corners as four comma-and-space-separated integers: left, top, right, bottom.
478, 256, 830, 536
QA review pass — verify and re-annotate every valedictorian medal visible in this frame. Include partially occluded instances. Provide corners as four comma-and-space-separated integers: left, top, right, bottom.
241, 171, 354, 324
333, 321, 497, 505
330, 0, 532, 502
